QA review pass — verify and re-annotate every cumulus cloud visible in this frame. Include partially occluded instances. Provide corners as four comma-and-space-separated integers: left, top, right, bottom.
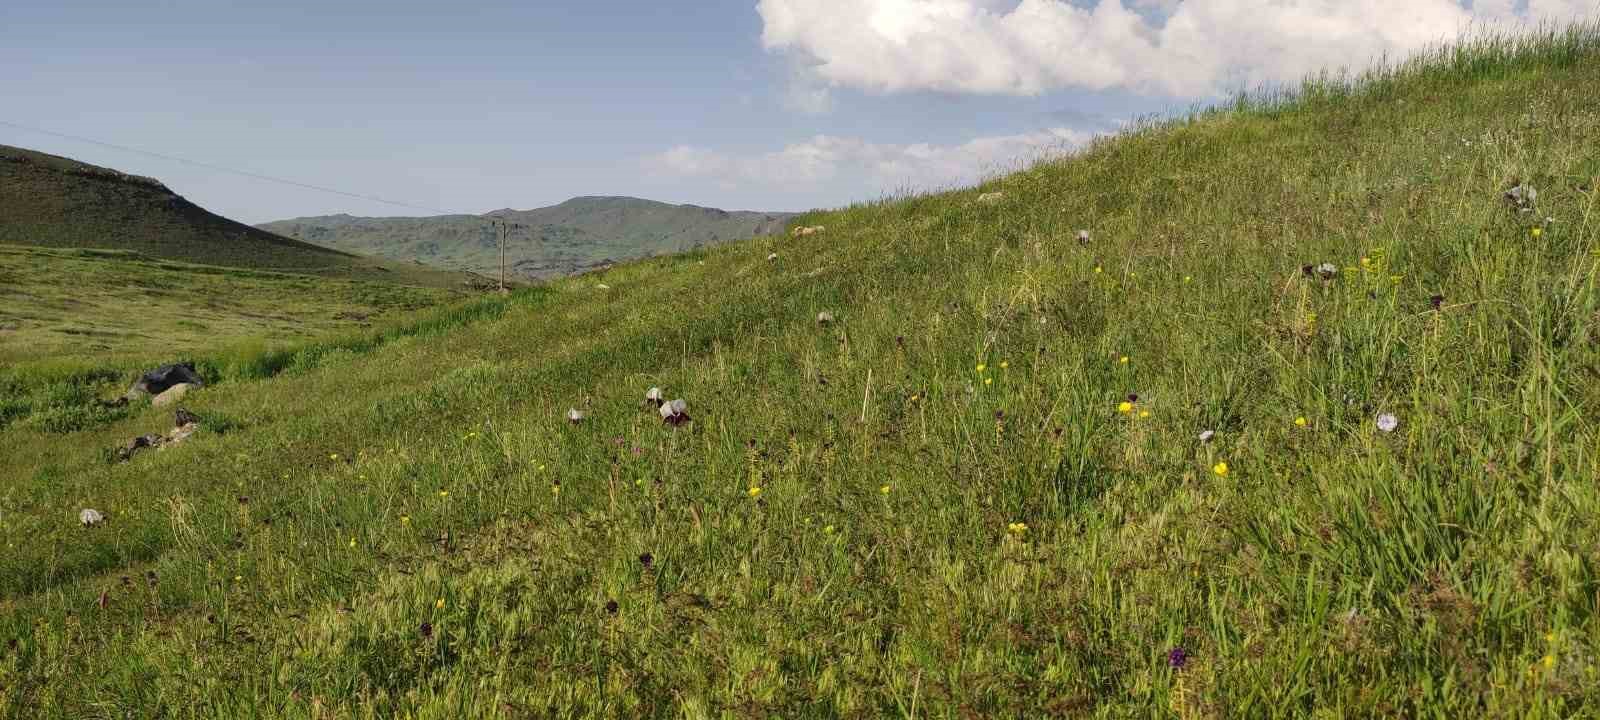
645, 127, 1093, 194
757, 0, 1597, 97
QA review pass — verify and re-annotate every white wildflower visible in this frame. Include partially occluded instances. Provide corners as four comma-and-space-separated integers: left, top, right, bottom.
80, 508, 105, 527
1376, 413, 1398, 433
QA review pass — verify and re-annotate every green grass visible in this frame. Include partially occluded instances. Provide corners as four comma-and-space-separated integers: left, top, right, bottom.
0, 245, 464, 431
3, 23, 1600, 717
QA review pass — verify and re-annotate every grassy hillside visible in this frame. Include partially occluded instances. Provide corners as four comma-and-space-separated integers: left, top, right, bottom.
0, 244, 459, 433
3, 24, 1600, 717
0, 145, 473, 288
259, 196, 795, 279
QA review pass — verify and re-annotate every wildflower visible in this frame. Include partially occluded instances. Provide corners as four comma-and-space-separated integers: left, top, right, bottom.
1118, 401, 1134, 414
435, 598, 445, 610
823, 524, 835, 535
1531, 227, 1544, 238
438, 490, 449, 498
880, 485, 891, 495
660, 398, 692, 426
79, 508, 105, 527
348, 537, 356, 548
1543, 654, 1556, 669
329, 453, 339, 461
597, 283, 610, 290
767, 252, 778, 261
976, 363, 987, 373
1094, 266, 1103, 274
645, 387, 664, 407
233, 575, 243, 582
1138, 410, 1151, 419
604, 599, 619, 615
1430, 294, 1444, 311
1168, 647, 1190, 669
1000, 361, 1009, 369
1315, 262, 1338, 280
747, 486, 762, 498
984, 378, 993, 386
1007, 522, 1028, 535
1376, 413, 1399, 433
638, 552, 654, 568
1076, 229, 1090, 244
817, 311, 835, 325
908, 393, 920, 403
400, 515, 411, 525
1183, 276, 1192, 283
419, 621, 433, 639
1295, 417, 1308, 428
1119, 356, 1130, 364
551, 483, 561, 495
1213, 461, 1229, 478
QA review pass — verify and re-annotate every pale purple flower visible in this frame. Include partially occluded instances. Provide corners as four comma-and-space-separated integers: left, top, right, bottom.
1376, 413, 1398, 433
1198, 430, 1215, 443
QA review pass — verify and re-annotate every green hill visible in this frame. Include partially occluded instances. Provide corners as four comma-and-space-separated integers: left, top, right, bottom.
0, 144, 473, 288
259, 196, 796, 279
3, 24, 1600, 717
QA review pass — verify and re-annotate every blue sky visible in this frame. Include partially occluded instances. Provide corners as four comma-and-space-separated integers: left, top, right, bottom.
2, 1, 1592, 223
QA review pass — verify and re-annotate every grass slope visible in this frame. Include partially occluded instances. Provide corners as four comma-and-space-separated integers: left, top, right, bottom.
0, 145, 472, 288
4, 25, 1600, 717
259, 196, 795, 279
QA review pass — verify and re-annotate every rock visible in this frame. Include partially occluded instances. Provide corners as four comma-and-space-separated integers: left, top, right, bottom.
127, 363, 202, 398
151, 382, 197, 408
80, 508, 105, 527
660, 398, 691, 426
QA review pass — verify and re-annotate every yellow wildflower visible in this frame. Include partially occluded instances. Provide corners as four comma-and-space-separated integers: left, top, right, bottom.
1007, 522, 1028, 535
435, 598, 445, 610
747, 486, 762, 498
1118, 401, 1134, 414
880, 485, 891, 495
1138, 410, 1150, 419
1532, 227, 1544, 238
400, 515, 411, 525
1295, 417, 1308, 428
999, 361, 1009, 369
984, 378, 993, 386
1543, 654, 1556, 669
438, 490, 449, 498
976, 363, 987, 373
348, 537, 356, 548
1213, 462, 1230, 478
1119, 356, 1130, 364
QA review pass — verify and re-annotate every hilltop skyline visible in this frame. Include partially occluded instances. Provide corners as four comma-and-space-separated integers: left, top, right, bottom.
2, 0, 1593, 223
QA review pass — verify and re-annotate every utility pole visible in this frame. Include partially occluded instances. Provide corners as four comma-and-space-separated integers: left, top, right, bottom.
496, 219, 508, 294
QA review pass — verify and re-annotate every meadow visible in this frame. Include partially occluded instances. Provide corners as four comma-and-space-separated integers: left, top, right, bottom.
3, 24, 1600, 717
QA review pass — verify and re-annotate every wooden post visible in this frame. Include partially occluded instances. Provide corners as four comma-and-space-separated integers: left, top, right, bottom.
497, 220, 507, 293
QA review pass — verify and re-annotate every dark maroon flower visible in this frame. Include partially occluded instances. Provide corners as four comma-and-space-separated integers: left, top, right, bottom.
604, 599, 619, 615
1127, 393, 1139, 403
1301, 264, 1315, 277
419, 622, 433, 639
1167, 647, 1189, 669
1430, 294, 1444, 311
638, 552, 654, 569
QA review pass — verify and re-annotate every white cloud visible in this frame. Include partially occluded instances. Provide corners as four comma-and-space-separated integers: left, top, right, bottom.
757, 0, 1597, 97
645, 127, 1093, 194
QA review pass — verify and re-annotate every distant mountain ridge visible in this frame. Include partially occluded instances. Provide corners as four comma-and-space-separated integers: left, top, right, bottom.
260, 196, 797, 279
0, 144, 470, 288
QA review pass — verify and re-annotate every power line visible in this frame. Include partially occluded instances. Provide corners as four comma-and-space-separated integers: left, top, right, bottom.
0, 119, 461, 216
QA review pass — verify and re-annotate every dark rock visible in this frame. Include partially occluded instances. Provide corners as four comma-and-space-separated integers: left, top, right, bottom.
174, 408, 201, 428
129, 363, 203, 398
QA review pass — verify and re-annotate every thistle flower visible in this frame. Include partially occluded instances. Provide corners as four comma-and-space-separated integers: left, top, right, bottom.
1167, 647, 1189, 669
660, 398, 692, 426
1430, 294, 1444, 311
1376, 413, 1399, 433
567, 408, 585, 424
79, 508, 105, 527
